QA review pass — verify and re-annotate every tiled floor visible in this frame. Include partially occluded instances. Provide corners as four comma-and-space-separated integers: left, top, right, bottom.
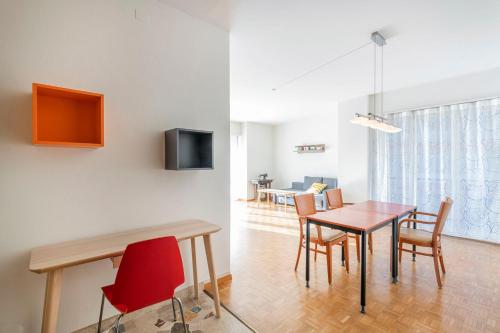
74, 290, 251, 333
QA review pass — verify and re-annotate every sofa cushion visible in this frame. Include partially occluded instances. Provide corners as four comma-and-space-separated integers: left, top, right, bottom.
303, 176, 322, 190
323, 177, 338, 190
305, 183, 328, 194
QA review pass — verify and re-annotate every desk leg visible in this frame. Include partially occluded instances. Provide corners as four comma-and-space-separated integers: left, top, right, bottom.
305, 220, 310, 288
284, 195, 288, 213
203, 234, 221, 318
191, 238, 199, 299
392, 218, 399, 283
360, 231, 366, 313
41, 269, 63, 333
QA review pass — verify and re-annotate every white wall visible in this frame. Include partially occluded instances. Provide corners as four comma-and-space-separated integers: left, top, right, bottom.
242, 122, 274, 199
337, 96, 370, 203
273, 109, 339, 189
230, 121, 245, 200
0, 1, 229, 332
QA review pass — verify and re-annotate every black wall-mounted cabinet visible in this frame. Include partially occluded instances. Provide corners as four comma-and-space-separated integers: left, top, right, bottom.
165, 128, 214, 170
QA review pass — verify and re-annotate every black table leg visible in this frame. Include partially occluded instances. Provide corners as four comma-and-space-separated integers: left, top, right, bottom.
306, 220, 310, 288
412, 209, 417, 261
360, 231, 367, 313
392, 218, 398, 283
341, 243, 345, 266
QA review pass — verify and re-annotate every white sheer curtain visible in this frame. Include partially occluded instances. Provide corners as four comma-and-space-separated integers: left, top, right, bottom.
369, 98, 500, 243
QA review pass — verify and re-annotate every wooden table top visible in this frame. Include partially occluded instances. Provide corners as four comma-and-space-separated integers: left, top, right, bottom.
251, 179, 273, 184
306, 201, 416, 232
345, 200, 416, 217
257, 188, 297, 195
29, 219, 221, 273
307, 208, 394, 232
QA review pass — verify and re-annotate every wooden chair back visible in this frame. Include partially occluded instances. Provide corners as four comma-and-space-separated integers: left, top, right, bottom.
433, 197, 453, 241
294, 193, 323, 242
294, 193, 317, 221
325, 188, 344, 210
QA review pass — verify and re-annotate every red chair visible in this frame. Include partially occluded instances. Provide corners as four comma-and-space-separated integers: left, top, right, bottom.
97, 236, 187, 333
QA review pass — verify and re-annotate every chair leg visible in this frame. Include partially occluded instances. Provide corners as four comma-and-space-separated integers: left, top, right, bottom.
172, 298, 177, 322
314, 242, 318, 262
113, 314, 124, 333
432, 247, 442, 288
398, 242, 403, 263
294, 239, 303, 271
326, 243, 332, 285
173, 297, 188, 333
439, 247, 446, 274
97, 293, 104, 333
355, 235, 360, 262
343, 240, 349, 273
368, 233, 373, 254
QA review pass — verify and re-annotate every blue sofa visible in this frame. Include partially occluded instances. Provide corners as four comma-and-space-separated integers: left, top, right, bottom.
276, 176, 338, 210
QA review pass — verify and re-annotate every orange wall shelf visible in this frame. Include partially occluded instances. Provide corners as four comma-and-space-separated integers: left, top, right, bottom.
32, 83, 104, 148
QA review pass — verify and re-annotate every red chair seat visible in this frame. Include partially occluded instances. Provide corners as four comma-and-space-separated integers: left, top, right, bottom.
102, 284, 128, 313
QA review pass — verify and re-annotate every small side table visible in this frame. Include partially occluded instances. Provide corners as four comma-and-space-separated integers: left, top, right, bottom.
257, 188, 297, 212
251, 179, 273, 201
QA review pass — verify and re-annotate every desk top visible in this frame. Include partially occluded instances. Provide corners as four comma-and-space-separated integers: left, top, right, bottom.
29, 220, 221, 273
306, 201, 416, 232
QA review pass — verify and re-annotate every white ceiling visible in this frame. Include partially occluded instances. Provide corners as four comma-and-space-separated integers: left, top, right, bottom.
161, 0, 500, 124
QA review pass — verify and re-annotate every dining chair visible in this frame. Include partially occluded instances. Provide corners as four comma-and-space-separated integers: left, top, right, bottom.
97, 236, 188, 333
293, 193, 349, 285
398, 197, 453, 288
324, 188, 373, 262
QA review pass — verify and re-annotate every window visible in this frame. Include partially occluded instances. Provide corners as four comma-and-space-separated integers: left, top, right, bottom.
369, 98, 500, 242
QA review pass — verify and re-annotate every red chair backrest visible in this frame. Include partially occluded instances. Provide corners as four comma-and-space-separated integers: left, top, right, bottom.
112, 236, 184, 312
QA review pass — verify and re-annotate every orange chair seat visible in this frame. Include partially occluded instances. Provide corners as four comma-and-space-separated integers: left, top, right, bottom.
309, 227, 346, 242
399, 227, 433, 245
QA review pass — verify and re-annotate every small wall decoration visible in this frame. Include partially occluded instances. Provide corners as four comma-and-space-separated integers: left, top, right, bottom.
32, 83, 104, 148
165, 128, 214, 170
294, 144, 325, 153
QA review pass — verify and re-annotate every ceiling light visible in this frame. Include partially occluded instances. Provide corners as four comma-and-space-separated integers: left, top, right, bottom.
350, 114, 370, 125
350, 31, 402, 134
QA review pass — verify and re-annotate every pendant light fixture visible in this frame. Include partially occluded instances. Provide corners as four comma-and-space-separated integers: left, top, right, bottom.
350, 32, 401, 133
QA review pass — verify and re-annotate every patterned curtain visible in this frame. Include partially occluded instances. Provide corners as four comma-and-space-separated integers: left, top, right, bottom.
369, 98, 500, 243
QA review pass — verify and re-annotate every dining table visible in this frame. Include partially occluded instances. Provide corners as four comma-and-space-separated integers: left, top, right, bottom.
305, 200, 416, 313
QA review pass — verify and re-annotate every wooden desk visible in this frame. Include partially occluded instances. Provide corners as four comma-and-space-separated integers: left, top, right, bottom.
29, 220, 222, 333
306, 201, 416, 313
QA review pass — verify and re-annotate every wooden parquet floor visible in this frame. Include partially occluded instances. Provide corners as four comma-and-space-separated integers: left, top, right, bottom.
219, 201, 500, 333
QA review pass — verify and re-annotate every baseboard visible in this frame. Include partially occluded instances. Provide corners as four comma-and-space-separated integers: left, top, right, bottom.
442, 233, 500, 246
203, 273, 232, 292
